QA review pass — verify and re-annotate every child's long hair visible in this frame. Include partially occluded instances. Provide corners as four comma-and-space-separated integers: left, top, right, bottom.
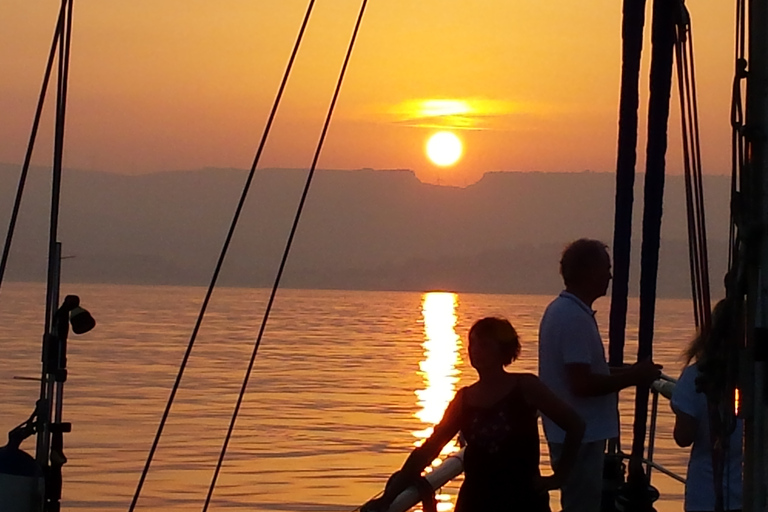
683, 298, 732, 366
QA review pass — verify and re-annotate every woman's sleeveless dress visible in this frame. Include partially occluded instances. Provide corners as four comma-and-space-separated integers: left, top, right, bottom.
453, 384, 550, 512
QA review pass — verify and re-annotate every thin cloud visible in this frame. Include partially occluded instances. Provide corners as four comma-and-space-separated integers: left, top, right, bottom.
383, 98, 558, 130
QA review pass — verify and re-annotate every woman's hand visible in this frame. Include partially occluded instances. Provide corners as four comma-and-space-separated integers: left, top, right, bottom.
361, 470, 409, 512
361, 496, 392, 512
533, 474, 564, 494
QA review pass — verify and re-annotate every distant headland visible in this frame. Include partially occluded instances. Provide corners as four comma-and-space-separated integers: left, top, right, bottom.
0, 164, 730, 298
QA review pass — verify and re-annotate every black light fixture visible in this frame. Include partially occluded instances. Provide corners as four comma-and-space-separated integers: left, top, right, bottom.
69, 303, 95, 335
59, 295, 95, 335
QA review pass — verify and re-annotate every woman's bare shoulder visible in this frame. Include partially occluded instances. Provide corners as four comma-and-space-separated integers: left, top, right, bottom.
510, 372, 541, 386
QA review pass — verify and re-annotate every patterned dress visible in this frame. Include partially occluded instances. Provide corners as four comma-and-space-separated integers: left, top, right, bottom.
420, 379, 550, 512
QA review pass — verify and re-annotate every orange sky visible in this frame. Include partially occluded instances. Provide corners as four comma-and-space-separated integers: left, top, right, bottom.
1, 0, 736, 185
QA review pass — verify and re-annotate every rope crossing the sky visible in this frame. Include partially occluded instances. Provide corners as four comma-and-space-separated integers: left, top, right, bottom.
0, 0, 67, 300
674, 7, 712, 331
127, 1, 319, 509
200, 0, 371, 509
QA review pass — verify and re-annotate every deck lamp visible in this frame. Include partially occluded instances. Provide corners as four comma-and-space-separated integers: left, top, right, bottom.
0, 294, 96, 512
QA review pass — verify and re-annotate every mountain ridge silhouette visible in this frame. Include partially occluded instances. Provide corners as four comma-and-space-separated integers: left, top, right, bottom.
0, 164, 730, 298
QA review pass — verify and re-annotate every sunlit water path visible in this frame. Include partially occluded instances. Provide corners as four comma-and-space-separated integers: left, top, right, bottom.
1, 283, 692, 511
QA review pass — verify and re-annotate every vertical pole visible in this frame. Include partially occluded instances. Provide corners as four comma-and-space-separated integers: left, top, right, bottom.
630, 0, 675, 483
609, 0, 647, 369
35, 0, 68, 471
36, 0, 66, 470
52, 242, 62, 425
646, 390, 660, 481
34, 2, 73, 510
743, 0, 768, 510
36, 243, 61, 471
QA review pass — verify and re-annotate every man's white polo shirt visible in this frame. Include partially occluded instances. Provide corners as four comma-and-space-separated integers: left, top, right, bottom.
538, 291, 619, 444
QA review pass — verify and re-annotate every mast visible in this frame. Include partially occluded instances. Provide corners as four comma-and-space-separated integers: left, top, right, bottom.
37, 0, 73, 472
626, 0, 676, 500
743, 0, 768, 509
0, 2, 96, 512
609, 0, 647, 368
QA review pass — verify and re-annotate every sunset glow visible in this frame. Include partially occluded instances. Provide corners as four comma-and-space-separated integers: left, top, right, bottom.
0, 1, 737, 185
390, 98, 518, 130
420, 99, 472, 118
426, 132, 463, 167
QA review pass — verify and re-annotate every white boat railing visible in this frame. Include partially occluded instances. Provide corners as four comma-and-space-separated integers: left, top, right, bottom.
385, 450, 465, 512
358, 374, 684, 512
352, 449, 465, 512
646, 374, 684, 483
650, 374, 676, 400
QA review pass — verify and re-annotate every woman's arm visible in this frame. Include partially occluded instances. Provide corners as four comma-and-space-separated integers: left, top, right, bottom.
367, 390, 464, 509
521, 373, 585, 490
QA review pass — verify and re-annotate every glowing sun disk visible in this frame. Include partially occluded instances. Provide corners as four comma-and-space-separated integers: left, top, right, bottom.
426, 132, 463, 167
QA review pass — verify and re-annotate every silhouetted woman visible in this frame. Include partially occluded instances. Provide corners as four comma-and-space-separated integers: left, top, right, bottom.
671, 299, 743, 512
363, 317, 585, 512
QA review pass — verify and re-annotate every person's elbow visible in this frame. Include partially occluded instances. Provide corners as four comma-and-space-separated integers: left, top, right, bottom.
673, 430, 694, 448
568, 375, 599, 397
673, 415, 696, 447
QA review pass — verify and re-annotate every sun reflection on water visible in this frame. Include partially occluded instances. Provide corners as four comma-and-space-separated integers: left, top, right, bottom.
413, 292, 463, 460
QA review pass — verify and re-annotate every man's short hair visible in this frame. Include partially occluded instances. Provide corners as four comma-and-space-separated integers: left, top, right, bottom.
560, 238, 609, 287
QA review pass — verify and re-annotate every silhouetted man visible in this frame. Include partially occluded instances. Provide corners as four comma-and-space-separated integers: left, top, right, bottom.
538, 238, 661, 512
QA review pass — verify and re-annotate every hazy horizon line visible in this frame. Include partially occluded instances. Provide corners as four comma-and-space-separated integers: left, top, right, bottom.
0, 277, 701, 301
0, 161, 733, 188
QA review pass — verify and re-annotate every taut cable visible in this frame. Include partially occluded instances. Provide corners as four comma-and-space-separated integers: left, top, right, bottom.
200, 1, 371, 509
127, 2, 318, 509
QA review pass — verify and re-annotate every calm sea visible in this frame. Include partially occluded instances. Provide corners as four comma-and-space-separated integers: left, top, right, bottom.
1, 282, 694, 512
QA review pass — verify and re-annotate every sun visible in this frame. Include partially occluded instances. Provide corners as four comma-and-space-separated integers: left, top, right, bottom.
426, 131, 463, 167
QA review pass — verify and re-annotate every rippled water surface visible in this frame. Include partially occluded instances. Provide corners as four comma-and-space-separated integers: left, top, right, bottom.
1, 283, 694, 511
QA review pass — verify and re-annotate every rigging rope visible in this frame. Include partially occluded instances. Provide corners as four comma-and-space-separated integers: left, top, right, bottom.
729, 0, 747, 276
201, 0, 370, 509
127, 2, 319, 509
674, 8, 711, 332
609, 0, 648, 370
45, 0, 75, 335
628, 0, 676, 489
0, 1, 67, 298
673, 10, 738, 512
696, 0, 750, 510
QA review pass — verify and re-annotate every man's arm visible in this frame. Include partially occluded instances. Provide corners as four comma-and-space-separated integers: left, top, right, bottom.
672, 410, 697, 447
609, 364, 632, 375
566, 360, 662, 397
